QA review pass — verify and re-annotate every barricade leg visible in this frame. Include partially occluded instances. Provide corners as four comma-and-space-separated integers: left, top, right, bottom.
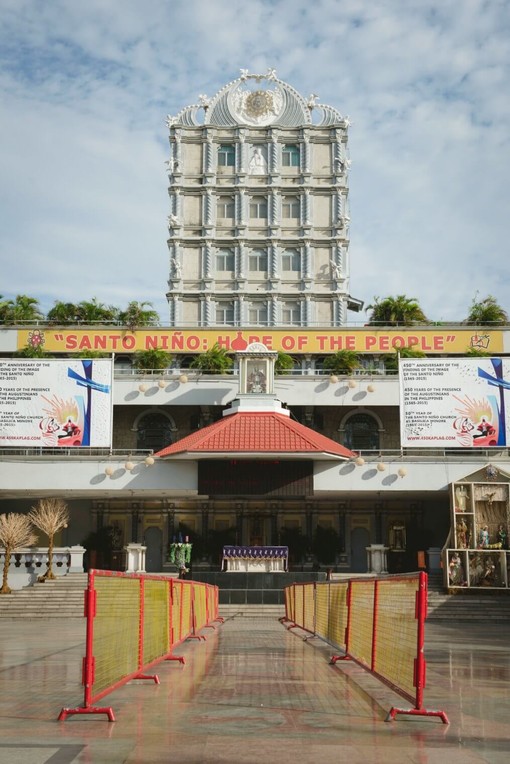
58, 706, 116, 722
187, 586, 206, 641
386, 707, 450, 724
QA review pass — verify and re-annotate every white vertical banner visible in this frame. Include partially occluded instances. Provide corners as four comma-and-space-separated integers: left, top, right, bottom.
399, 357, 510, 448
0, 359, 113, 447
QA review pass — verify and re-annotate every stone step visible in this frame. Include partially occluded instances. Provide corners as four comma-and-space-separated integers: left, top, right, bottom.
2, 574, 509, 620
219, 605, 284, 618
0, 574, 87, 618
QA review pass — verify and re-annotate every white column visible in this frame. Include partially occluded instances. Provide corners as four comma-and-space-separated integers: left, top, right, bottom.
366, 544, 389, 574
125, 544, 147, 573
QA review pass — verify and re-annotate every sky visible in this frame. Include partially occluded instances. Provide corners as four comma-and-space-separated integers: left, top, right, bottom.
1, 0, 509, 324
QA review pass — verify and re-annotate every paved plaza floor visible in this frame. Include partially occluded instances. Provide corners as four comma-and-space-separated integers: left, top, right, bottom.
0, 613, 509, 763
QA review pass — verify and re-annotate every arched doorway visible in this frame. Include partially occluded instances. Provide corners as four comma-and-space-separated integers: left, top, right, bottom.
135, 410, 176, 452
343, 412, 380, 451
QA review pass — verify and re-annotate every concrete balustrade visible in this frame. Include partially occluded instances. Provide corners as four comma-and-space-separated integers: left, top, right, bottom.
0, 546, 85, 590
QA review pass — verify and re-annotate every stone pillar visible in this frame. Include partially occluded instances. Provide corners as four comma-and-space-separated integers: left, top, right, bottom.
204, 242, 213, 278
427, 547, 442, 572
270, 242, 279, 279
204, 136, 214, 174
68, 545, 86, 573
204, 189, 213, 226
238, 189, 247, 227
302, 136, 310, 173
303, 189, 311, 226
237, 130, 246, 174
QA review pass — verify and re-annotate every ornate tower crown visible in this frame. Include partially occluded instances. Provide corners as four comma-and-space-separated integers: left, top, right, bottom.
166, 67, 348, 128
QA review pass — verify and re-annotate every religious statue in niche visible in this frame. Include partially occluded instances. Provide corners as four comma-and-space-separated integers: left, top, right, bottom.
247, 365, 267, 393
456, 518, 471, 549
448, 552, 465, 586
454, 485, 469, 512
478, 525, 490, 548
497, 524, 508, 549
171, 258, 182, 279
389, 523, 406, 551
329, 259, 342, 280
480, 555, 497, 586
249, 146, 267, 175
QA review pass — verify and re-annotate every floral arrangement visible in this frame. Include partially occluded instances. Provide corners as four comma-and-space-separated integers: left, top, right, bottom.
168, 533, 192, 571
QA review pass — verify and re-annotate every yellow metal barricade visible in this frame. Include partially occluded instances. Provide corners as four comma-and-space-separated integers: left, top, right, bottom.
374, 577, 419, 699
59, 571, 220, 722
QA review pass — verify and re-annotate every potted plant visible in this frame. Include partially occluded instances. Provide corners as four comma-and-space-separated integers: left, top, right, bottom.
322, 350, 360, 376
189, 344, 233, 374
133, 348, 172, 372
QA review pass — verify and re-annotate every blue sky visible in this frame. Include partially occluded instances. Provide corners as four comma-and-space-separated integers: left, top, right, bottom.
1, 0, 509, 323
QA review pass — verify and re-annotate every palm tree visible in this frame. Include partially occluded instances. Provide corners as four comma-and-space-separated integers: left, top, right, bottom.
118, 301, 160, 331
28, 498, 70, 582
46, 301, 82, 324
366, 295, 427, 326
189, 344, 233, 374
322, 350, 360, 375
0, 513, 37, 594
76, 298, 119, 324
275, 351, 295, 375
0, 295, 43, 324
464, 295, 509, 326
133, 348, 172, 371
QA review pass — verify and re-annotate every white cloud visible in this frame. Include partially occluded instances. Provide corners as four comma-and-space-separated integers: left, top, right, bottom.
0, 0, 509, 323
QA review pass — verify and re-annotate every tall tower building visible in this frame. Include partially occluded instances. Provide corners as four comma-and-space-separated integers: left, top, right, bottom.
165, 68, 362, 329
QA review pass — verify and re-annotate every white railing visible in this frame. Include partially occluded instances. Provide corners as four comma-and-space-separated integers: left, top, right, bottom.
0, 546, 85, 590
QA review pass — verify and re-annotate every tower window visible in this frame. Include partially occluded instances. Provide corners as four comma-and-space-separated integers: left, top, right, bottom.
248, 249, 268, 273
282, 144, 300, 167
281, 301, 301, 325
217, 196, 235, 219
216, 249, 235, 271
282, 196, 300, 219
218, 144, 235, 167
282, 249, 301, 272
249, 196, 268, 219
216, 302, 235, 325
248, 301, 268, 325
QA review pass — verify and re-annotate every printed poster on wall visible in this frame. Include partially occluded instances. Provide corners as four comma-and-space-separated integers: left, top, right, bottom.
399, 358, 510, 448
0, 359, 113, 447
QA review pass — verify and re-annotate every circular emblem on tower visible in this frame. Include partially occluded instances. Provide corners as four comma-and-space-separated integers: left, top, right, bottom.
245, 90, 273, 119
229, 79, 284, 126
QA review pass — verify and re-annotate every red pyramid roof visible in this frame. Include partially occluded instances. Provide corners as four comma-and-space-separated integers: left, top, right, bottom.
155, 412, 354, 460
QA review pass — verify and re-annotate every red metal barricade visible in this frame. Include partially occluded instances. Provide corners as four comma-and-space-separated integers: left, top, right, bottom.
58, 571, 220, 721
283, 572, 448, 724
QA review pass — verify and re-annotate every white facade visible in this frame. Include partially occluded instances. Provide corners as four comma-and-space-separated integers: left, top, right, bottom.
166, 68, 361, 328
1, 70, 509, 580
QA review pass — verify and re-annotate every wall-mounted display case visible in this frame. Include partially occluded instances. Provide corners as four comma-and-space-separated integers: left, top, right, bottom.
446, 480, 510, 589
